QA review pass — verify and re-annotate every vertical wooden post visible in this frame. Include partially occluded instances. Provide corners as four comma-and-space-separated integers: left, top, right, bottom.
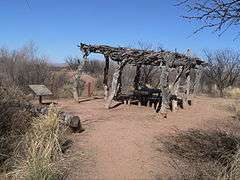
192, 67, 203, 96
159, 63, 170, 117
170, 67, 182, 112
188, 68, 196, 105
73, 74, 79, 101
39, 95, 42, 104
134, 64, 141, 90
172, 79, 179, 112
105, 61, 126, 109
147, 100, 150, 107
116, 69, 123, 97
103, 55, 110, 101
73, 57, 88, 102
183, 73, 191, 107
87, 82, 91, 97
177, 65, 190, 109
138, 101, 141, 107
172, 79, 180, 112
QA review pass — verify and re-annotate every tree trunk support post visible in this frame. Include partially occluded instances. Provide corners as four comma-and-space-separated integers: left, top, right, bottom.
39, 95, 43, 104
73, 74, 79, 101
178, 65, 190, 109
116, 69, 123, 97
159, 61, 170, 118
105, 61, 127, 109
183, 73, 191, 107
73, 57, 88, 102
171, 80, 180, 112
134, 64, 142, 90
103, 55, 110, 101
192, 67, 203, 96
170, 67, 183, 112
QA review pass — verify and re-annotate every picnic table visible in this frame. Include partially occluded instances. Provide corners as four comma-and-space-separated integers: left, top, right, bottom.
118, 85, 161, 108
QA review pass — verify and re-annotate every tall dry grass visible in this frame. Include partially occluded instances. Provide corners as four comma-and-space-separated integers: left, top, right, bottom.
225, 88, 240, 99
232, 102, 240, 121
0, 87, 33, 171
7, 104, 67, 180
159, 101, 240, 179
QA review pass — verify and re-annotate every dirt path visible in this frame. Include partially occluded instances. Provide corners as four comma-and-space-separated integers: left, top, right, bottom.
57, 96, 232, 180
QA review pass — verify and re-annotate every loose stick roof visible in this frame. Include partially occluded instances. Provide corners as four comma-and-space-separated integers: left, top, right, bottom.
79, 43, 206, 68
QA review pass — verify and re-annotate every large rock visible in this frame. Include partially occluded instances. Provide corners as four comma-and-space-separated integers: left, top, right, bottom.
63, 113, 84, 133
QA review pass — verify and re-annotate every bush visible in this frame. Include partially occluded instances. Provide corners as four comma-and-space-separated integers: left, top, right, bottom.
0, 44, 70, 98
0, 87, 33, 170
0, 86, 68, 180
0, 44, 51, 91
47, 70, 72, 98
7, 105, 67, 180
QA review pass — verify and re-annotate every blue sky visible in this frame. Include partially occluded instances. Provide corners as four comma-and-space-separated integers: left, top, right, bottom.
0, 0, 239, 63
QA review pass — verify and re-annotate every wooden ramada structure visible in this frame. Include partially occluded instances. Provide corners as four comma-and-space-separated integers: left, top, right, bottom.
77, 43, 206, 117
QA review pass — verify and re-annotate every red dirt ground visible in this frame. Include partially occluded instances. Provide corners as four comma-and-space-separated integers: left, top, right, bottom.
57, 96, 233, 180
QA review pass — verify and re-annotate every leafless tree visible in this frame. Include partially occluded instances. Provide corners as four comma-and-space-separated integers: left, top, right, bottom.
84, 60, 105, 75
65, 56, 81, 70
0, 44, 51, 88
204, 49, 240, 96
178, 0, 240, 36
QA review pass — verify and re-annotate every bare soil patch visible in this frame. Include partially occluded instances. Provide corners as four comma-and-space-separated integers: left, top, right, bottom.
57, 96, 233, 180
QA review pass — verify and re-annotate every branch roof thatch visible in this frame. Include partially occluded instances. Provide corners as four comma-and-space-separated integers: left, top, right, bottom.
79, 43, 206, 68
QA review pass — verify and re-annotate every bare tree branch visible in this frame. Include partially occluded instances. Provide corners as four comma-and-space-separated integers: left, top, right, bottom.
203, 49, 240, 96
178, 0, 240, 36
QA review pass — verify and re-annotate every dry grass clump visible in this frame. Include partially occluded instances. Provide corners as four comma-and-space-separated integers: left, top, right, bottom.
161, 129, 240, 165
225, 100, 240, 121
0, 87, 33, 170
231, 102, 240, 121
225, 88, 240, 99
220, 149, 240, 180
159, 100, 240, 179
159, 128, 240, 179
8, 104, 67, 180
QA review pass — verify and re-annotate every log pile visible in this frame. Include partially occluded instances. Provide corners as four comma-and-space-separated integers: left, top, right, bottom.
77, 43, 206, 117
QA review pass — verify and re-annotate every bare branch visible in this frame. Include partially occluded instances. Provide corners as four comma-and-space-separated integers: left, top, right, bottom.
178, 0, 240, 36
